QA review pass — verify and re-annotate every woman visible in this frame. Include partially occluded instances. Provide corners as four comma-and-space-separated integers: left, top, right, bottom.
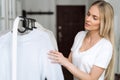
48, 1, 115, 80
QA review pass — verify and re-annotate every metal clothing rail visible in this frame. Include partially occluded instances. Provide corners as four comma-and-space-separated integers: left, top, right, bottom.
22, 10, 54, 17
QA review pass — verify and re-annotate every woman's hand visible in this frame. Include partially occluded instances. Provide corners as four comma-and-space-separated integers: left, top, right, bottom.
48, 50, 69, 66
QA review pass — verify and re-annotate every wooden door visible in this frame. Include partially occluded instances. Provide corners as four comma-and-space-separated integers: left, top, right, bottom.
57, 6, 85, 80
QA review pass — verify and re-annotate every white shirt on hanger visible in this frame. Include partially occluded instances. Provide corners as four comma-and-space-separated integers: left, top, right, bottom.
0, 17, 64, 80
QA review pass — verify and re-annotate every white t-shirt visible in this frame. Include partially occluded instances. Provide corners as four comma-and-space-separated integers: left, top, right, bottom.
0, 29, 64, 80
71, 31, 113, 80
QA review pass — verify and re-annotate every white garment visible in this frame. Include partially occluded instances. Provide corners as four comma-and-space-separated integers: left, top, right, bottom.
0, 32, 11, 80
0, 17, 64, 80
35, 22, 58, 50
71, 31, 113, 80
17, 29, 64, 80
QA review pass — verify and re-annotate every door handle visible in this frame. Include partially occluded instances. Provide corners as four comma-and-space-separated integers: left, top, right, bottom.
58, 26, 62, 42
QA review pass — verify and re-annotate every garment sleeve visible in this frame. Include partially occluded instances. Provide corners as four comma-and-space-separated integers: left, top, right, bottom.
48, 30, 58, 51
71, 31, 84, 52
94, 41, 113, 69
39, 34, 64, 80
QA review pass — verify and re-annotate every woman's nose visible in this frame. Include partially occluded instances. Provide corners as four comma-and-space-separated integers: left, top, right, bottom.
86, 16, 91, 21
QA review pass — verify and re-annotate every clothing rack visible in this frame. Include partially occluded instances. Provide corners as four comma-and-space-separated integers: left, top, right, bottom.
22, 10, 54, 17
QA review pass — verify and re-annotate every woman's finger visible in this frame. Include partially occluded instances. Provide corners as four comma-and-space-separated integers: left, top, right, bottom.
49, 50, 57, 53
49, 50, 61, 55
51, 60, 59, 64
48, 54, 59, 60
48, 52, 59, 57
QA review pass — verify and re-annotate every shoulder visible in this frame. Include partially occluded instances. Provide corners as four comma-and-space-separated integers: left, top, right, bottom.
101, 38, 112, 49
97, 38, 113, 56
75, 31, 87, 39
76, 31, 87, 36
72, 31, 87, 47
71, 31, 87, 51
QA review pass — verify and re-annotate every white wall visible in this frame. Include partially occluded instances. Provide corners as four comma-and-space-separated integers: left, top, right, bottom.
56, 0, 88, 5
87, 0, 97, 10
16, 0, 22, 16
21, 0, 56, 35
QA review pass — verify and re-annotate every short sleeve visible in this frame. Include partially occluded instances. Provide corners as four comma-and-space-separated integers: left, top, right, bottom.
94, 40, 113, 69
71, 31, 86, 52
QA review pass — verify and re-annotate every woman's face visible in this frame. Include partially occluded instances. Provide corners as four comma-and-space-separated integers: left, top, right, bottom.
85, 5, 100, 31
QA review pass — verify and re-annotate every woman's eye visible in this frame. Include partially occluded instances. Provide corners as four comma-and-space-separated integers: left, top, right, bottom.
93, 17, 98, 20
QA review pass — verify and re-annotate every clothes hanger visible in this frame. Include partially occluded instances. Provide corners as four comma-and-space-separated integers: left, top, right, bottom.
18, 16, 36, 33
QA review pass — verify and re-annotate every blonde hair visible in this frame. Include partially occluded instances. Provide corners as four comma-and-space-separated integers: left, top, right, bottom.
91, 1, 115, 80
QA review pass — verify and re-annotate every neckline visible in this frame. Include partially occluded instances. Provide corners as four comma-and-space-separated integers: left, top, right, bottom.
10, 29, 38, 42
79, 31, 104, 53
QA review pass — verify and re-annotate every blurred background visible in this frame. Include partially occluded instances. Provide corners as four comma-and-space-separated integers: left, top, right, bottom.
0, 0, 119, 80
